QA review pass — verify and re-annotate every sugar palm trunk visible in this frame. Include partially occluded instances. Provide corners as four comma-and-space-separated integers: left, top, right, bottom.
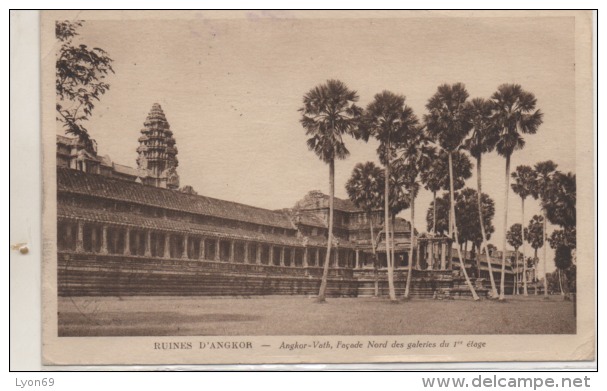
476, 155, 498, 297
448, 152, 479, 300
369, 212, 379, 297
317, 158, 334, 302
448, 202, 453, 243
432, 191, 437, 235
533, 247, 540, 284
558, 268, 564, 296
499, 155, 511, 300
522, 198, 528, 296
384, 151, 396, 300
404, 195, 415, 298
542, 208, 548, 298
514, 249, 519, 295
475, 243, 481, 277
391, 214, 396, 273
534, 247, 539, 295
391, 214, 396, 296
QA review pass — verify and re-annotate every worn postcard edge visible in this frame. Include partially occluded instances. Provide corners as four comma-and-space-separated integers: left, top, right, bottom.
39, 10, 595, 366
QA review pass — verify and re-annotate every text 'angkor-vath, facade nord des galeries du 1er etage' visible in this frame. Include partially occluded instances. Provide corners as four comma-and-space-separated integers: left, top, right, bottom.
56, 103, 534, 299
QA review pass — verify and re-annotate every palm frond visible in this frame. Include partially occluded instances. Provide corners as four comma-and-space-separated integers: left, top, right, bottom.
299, 79, 362, 163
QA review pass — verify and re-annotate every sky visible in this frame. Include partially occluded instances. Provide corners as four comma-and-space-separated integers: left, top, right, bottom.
57, 14, 576, 274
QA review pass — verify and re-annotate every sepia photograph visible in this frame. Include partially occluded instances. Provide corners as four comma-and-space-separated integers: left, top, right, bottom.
39, 10, 594, 365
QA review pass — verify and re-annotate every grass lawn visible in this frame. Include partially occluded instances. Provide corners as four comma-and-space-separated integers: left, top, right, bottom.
58, 295, 576, 337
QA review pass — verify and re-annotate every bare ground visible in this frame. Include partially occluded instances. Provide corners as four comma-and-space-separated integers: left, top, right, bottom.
58, 295, 576, 337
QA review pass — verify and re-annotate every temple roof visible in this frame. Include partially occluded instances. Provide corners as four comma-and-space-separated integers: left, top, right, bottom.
348, 216, 412, 232
454, 249, 516, 269
58, 204, 305, 247
58, 167, 294, 230
294, 190, 361, 213
113, 163, 143, 177
298, 212, 328, 228
279, 208, 327, 229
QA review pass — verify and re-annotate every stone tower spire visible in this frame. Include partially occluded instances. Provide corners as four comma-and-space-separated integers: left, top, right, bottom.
136, 103, 180, 189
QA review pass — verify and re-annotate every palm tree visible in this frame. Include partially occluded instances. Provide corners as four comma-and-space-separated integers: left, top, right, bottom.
454, 188, 496, 275
426, 193, 450, 234
526, 214, 545, 291
389, 161, 419, 298
424, 83, 479, 300
549, 224, 576, 298
464, 97, 500, 297
361, 91, 417, 301
387, 168, 411, 277
544, 172, 576, 296
491, 84, 543, 300
544, 171, 576, 230
532, 160, 558, 298
395, 130, 434, 298
511, 165, 535, 296
506, 223, 523, 295
428, 190, 495, 251
526, 215, 545, 259
299, 79, 362, 302
420, 148, 472, 248
553, 245, 573, 297
420, 156, 442, 236
549, 227, 576, 250
346, 162, 385, 297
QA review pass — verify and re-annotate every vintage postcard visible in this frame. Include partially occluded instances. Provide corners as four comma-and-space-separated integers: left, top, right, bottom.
40, 10, 595, 366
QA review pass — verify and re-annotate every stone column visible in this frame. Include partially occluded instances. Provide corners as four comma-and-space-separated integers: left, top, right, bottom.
144, 231, 151, 257
214, 238, 220, 261
182, 235, 189, 259
65, 224, 73, 250
435, 242, 440, 269
199, 238, 205, 260
100, 225, 108, 255
335, 247, 340, 267
355, 250, 360, 269
112, 230, 119, 254
76, 221, 84, 252
303, 247, 309, 268
448, 242, 453, 270
134, 231, 141, 256
91, 226, 98, 252
164, 234, 171, 258
415, 242, 420, 271
290, 248, 295, 267
123, 228, 131, 256
316, 248, 320, 267
280, 247, 285, 266
229, 240, 235, 262
269, 246, 274, 265
244, 242, 249, 264
256, 244, 261, 264
440, 241, 446, 270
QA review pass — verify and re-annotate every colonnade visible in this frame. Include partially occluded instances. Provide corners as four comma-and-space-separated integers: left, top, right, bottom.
57, 220, 356, 268
351, 238, 452, 271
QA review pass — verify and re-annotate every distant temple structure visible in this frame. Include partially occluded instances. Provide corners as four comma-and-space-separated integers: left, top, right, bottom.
136, 103, 180, 189
58, 104, 180, 189
56, 104, 530, 298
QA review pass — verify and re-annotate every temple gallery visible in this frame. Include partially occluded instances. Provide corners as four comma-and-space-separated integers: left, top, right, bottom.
56, 104, 536, 299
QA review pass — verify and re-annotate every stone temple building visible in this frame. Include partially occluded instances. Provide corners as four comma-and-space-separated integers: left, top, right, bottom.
56, 104, 520, 298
